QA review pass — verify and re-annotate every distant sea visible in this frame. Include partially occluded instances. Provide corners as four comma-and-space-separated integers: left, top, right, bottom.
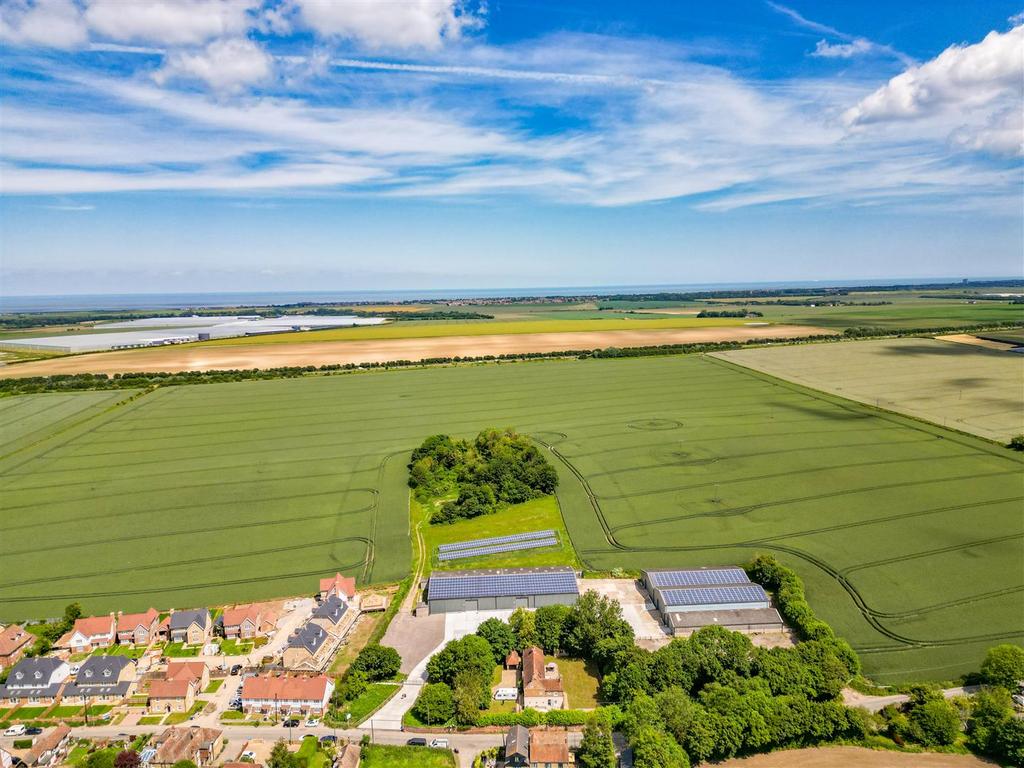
0, 278, 1008, 313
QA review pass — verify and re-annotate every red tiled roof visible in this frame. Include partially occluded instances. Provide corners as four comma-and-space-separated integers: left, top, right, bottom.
222, 604, 262, 628
505, 650, 521, 666
319, 573, 356, 598
72, 615, 115, 637
149, 679, 194, 699
529, 731, 570, 763
0, 625, 32, 657
166, 662, 206, 683
241, 675, 330, 701
117, 608, 158, 632
522, 647, 563, 695
27, 724, 70, 764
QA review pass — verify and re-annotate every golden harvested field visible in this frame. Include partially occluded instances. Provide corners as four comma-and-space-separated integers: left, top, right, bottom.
0, 324, 831, 377
714, 337, 1024, 443
718, 746, 995, 767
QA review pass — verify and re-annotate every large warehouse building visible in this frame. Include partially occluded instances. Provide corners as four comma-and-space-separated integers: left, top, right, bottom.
642, 567, 784, 636
426, 566, 580, 614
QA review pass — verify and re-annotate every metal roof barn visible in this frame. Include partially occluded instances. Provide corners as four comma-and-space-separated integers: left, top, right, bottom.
426, 566, 579, 614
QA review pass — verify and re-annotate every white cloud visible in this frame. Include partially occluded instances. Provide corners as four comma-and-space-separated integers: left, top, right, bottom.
154, 37, 274, 91
844, 25, 1023, 125
293, 0, 482, 49
85, 0, 259, 46
0, 0, 87, 49
812, 38, 874, 58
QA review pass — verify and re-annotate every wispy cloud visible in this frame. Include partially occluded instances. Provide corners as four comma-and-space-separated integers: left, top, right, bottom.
767, 1, 914, 65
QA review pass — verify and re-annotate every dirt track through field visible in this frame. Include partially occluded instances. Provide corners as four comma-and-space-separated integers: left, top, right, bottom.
718, 746, 997, 767
0, 324, 831, 377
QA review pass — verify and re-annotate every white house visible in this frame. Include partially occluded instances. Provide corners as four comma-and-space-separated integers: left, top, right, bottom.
0, 658, 71, 705
240, 675, 334, 716
64, 615, 116, 653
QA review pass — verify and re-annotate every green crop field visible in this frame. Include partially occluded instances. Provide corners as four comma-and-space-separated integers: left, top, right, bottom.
0, 389, 139, 456
714, 338, 1024, 443
1, 351, 1021, 683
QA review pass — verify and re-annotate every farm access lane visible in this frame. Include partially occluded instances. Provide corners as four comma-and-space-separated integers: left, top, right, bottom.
841, 685, 980, 713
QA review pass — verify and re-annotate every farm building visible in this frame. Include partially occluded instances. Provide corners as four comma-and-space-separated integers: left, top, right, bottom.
642, 567, 784, 636
426, 566, 579, 614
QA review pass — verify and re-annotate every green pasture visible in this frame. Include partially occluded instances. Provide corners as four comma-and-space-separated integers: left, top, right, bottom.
361, 743, 456, 768
714, 337, 1024, 443
0, 352, 1021, 683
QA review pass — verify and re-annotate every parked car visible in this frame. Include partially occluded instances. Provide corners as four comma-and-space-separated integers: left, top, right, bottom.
69, 665, 80, 675
282, 719, 299, 728
23, 727, 42, 736
4, 724, 26, 737
406, 737, 427, 747
303, 718, 319, 728
240, 751, 256, 761
429, 738, 449, 749
319, 736, 337, 744
230, 664, 243, 675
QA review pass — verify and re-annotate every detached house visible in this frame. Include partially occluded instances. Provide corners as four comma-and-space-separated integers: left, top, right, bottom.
521, 646, 566, 712
240, 675, 333, 717
150, 727, 224, 767
64, 614, 116, 653
318, 573, 356, 602
0, 625, 33, 672
149, 662, 208, 713
504, 726, 573, 768
25, 724, 71, 768
63, 656, 137, 705
169, 609, 212, 645
166, 661, 210, 690
221, 605, 275, 640
0, 658, 70, 706
117, 608, 159, 646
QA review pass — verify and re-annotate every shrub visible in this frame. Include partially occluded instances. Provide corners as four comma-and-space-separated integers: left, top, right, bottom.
412, 683, 455, 725
980, 644, 1024, 689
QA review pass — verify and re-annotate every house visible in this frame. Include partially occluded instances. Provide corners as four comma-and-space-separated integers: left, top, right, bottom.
0, 625, 33, 672
148, 678, 197, 713
166, 661, 210, 690
169, 609, 212, 645
521, 647, 565, 712
282, 623, 332, 671
504, 725, 530, 767
239, 675, 334, 717
221, 605, 274, 640
62, 656, 137, 705
318, 573, 356, 602
150, 727, 224, 767
309, 595, 351, 637
26, 724, 71, 767
117, 608, 160, 646
528, 730, 572, 768
0, 658, 70, 705
65, 614, 117, 653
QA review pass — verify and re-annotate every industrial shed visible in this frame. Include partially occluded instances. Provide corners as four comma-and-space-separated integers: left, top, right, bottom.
642, 567, 783, 636
426, 566, 579, 614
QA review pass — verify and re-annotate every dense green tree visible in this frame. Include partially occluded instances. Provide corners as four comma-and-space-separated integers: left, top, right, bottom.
992, 717, 1024, 765
967, 686, 1013, 754
534, 604, 570, 653
476, 618, 516, 664
1007, 434, 1024, 451
981, 644, 1024, 689
577, 711, 616, 768
795, 640, 850, 699
452, 671, 486, 725
64, 602, 83, 625
332, 669, 367, 704
655, 687, 696, 746
509, 608, 537, 649
688, 625, 753, 684
631, 726, 690, 768
753, 647, 813, 696
562, 590, 633, 659
413, 683, 455, 725
268, 741, 295, 768
426, 635, 494, 688
350, 644, 401, 681
908, 697, 961, 746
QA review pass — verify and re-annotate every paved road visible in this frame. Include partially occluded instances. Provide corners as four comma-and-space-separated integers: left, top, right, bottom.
0, 724, 503, 768
842, 685, 980, 713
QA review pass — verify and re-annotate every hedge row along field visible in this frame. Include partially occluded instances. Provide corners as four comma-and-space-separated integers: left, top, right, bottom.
1, 353, 1021, 683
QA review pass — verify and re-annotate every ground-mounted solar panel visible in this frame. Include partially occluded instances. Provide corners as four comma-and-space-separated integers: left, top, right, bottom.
647, 567, 750, 588
437, 537, 559, 562
428, 568, 579, 600
438, 529, 557, 553
659, 585, 769, 608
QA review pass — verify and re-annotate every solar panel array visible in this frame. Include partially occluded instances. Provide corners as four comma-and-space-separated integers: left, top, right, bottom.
438, 529, 557, 554
438, 537, 559, 562
648, 567, 750, 588
660, 585, 768, 608
428, 569, 579, 600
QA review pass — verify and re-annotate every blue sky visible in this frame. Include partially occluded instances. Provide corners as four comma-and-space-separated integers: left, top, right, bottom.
1, 0, 1022, 295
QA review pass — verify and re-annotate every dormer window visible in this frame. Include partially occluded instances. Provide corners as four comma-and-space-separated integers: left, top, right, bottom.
85, 670, 94, 678
14, 672, 23, 680
103, 669, 111, 677
33, 671, 42, 679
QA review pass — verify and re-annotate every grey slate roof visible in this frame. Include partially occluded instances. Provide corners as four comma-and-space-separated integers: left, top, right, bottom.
169, 609, 210, 632
287, 623, 329, 655
312, 595, 348, 625
63, 680, 132, 698
505, 724, 529, 759
73, 655, 132, 685
0, 657, 67, 699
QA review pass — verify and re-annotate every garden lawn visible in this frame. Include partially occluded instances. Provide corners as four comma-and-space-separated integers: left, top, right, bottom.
548, 656, 600, 709
11, 707, 47, 720
218, 639, 254, 655
421, 496, 580, 575
90, 645, 145, 659
162, 642, 200, 658
295, 734, 330, 768
360, 743, 456, 767
138, 715, 165, 725
204, 679, 224, 694
164, 700, 206, 725
47, 706, 83, 718
332, 682, 400, 725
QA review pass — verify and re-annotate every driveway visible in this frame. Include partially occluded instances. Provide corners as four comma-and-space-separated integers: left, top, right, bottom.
368, 609, 514, 731
843, 685, 980, 713
581, 579, 670, 648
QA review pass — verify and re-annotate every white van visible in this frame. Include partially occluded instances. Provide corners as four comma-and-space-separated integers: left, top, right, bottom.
429, 738, 449, 749
493, 688, 517, 701
4, 724, 26, 737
